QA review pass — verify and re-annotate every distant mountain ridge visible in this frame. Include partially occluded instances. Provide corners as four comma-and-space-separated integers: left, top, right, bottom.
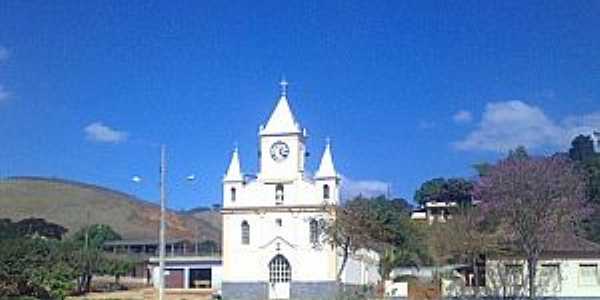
0, 176, 221, 242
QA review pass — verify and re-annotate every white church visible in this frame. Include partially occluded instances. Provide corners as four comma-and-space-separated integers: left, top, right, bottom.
220, 81, 380, 300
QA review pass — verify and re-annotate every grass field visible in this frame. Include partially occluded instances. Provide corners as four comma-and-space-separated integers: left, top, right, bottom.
0, 177, 221, 241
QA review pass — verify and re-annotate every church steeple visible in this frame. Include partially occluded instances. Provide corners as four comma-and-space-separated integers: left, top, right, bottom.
223, 147, 243, 182
315, 139, 338, 179
260, 80, 301, 135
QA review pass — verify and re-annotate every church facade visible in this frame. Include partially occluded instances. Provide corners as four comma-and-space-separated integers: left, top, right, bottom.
221, 82, 379, 300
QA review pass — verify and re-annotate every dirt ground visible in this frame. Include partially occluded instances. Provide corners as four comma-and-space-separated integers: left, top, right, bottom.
67, 288, 145, 300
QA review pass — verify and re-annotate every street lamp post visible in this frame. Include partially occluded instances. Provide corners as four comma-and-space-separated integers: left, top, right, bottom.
131, 144, 196, 300
158, 144, 166, 300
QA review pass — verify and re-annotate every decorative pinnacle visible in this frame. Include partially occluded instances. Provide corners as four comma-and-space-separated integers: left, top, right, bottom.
279, 77, 289, 97
325, 137, 331, 146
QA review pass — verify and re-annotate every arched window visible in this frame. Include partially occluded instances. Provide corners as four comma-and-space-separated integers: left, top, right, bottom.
269, 255, 291, 283
230, 187, 236, 202
241, 221, 250, 245
275, 184, 284, 204
309, 219, 319, 244
323, 184, 330, 200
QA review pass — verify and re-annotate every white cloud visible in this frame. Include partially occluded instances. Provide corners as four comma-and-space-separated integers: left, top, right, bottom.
84, 122, 128, 143
454, 100, 600, 152
0, 85, 9, 102
340, 175, 389, 200
453, 110, 473, 123
0, 46, 8, 61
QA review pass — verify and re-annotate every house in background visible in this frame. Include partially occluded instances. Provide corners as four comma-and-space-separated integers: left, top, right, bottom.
148, 256, 222, 291
442, 233, 600, 299
102, 238, 220, 282
410, 200, 459, 224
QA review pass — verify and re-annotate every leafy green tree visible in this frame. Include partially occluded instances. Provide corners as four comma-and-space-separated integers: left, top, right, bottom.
0, 218, 67, 240
414, 177, 473, 205
569, 134, 596, 162
72, 224, 122, 248
70, 224, 122, 293
100, 255, 135, 285
16, 218, 68, 240
325, 196, 428, 283
0, 238, 77, 299
507, 145, 530, 161
473, 162, 493, 177
474, 146, 530, 177
578, 156, 600, 243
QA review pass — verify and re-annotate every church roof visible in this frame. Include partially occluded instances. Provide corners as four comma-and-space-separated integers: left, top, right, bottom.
315, 140, 338, 179
223, 148, 243, 182
260, 81, 301, 135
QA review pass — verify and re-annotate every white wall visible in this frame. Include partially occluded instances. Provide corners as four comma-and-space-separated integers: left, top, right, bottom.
150, 263, 222, 290
223, 177, 338, 208
443, 258, 600, 298
222, 210, 338, 282
339, 249, 381, 285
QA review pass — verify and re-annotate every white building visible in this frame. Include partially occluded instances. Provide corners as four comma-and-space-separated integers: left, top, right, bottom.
221, 81, 380, 300
442, 233, 600, 299
410, 201, 459, 224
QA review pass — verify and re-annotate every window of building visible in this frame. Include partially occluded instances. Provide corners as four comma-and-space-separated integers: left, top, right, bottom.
540, 264, 560, 291
276, 218, 282, 227
505, 264, 523, 286
241, 221, 250, 245
275, 184, 284, 204
230, 187, 236, 202
189, 268, 211, 289
309, 219, 319, 244
323, 184, 330, 200
579, 264, 599, 286
269, 255, 291, 283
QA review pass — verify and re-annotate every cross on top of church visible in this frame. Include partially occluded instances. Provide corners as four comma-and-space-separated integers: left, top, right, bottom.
280, 77, 289, 97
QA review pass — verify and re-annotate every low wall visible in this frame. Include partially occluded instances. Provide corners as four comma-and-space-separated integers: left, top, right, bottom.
142, 288, 214, 300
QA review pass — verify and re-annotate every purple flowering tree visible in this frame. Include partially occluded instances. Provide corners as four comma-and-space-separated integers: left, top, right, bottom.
475, 156, 587, 299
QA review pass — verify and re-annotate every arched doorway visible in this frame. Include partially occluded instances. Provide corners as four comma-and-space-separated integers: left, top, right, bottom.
268, 254, 291, 299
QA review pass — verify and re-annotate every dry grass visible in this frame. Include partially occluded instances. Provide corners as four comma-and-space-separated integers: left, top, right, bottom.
0, 177, 220, 241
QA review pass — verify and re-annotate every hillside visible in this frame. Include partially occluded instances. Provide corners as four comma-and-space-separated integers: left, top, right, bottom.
0, 177, 221, 242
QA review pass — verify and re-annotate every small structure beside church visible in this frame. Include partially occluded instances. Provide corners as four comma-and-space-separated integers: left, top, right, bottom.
220, 81, 380, 300
148, 256, 222, 290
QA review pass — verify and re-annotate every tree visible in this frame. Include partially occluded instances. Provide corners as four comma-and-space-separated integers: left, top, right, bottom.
473, 162, 493, 177
72, 224, 122, 248
427, 206, 504, 293
414, 177, 474, 206
0, 238, 77, 299
71, 224, 122, 293
577, 155, 600, 243
0, 218, 68, 240
569, 134, 596, 162
100, 255, 135, 285
507, 145, 530, 162
473, 146, 530, 177
475, 156, 587, 299
324, 196, 428, 283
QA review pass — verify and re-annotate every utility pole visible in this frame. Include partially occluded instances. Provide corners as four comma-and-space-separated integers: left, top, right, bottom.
158, 144, 166, 300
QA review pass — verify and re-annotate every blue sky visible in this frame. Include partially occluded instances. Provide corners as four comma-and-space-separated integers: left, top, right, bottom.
0, 1, 599, 209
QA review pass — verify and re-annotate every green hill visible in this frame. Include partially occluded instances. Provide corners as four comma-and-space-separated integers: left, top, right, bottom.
0, 177, 221, 242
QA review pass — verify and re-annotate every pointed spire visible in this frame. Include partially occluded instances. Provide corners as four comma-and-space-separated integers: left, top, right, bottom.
224, 147, 243, 182
315, 138, 338, 179
260, 79, 301, 135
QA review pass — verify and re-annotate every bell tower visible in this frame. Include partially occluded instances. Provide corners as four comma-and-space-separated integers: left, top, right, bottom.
258, 80, 307, 182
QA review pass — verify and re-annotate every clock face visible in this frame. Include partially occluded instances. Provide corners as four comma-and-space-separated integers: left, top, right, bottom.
270, 141, 290, 162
